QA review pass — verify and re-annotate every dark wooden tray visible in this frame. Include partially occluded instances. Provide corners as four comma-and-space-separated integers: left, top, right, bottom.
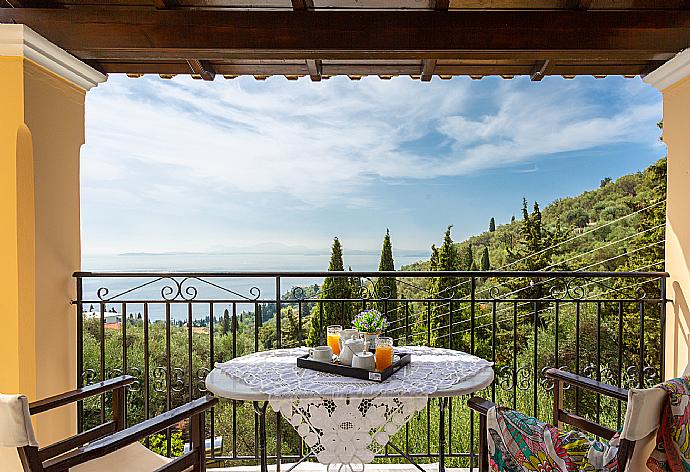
297, 351, 411, 382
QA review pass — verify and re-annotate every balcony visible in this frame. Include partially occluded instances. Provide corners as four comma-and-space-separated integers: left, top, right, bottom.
73, 269, 667, 470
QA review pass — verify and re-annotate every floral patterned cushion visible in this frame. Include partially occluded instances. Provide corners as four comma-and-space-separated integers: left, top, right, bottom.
487, 406, 619, 472
647, 376, 690, 472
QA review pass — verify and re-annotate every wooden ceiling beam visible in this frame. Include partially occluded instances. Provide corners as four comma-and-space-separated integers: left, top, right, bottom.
306, 58, 322, 81
292, 0, 317, 78
568, 0, 593, 9
530, 59, 550, 81
421, 59, 436, 81
434, 0, 449, 10
98, 61, 656, 77
187, 59, 215, 80
640, 60, 669, 77
3, 0, 56, 7
291, 0, 314, 10
1, 9, 688, 69
152, 0, 175, 9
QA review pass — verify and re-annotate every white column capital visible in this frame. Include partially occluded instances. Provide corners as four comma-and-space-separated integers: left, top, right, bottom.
644, 48, 690, 91
0, 24, 106, 91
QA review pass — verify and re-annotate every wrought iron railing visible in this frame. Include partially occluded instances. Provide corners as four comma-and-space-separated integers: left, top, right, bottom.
73, 270, 667, 469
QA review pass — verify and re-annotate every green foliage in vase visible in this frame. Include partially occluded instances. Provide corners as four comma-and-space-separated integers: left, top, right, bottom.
352, 309, 388, 334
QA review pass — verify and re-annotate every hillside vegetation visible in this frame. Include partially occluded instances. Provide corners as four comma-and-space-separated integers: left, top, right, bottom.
403, 157, 666, 275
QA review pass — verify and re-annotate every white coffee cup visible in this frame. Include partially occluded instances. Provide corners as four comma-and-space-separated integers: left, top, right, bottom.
309, 345, 333, 363
352, 351, 376, 371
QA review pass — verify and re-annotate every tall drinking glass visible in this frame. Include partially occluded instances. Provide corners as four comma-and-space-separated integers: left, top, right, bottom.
375, 337, 394, 371
327, 325, 342, 356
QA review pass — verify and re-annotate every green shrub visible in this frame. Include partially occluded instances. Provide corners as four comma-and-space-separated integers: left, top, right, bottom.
144, 430, 185, 457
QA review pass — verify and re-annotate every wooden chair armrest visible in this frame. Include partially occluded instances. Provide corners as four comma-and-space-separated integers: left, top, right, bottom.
29, 376, 136, 415
544, 368, 628, 402
42, 395, 218, 472
467, 396, 496, 415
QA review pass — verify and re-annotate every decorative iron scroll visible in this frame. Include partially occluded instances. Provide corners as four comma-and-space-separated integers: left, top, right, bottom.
95, 276, 261, 302
484, 276, 650, 301
287, 274, 655, 304
496, 364, 660, 392
291, 276, 458, 301
153, 366, 167, 393
498, 365, 532, 391
196, 368, 211, 393
83, 365, 214, 395
540, 366, 572, 391
82, 366, 142, 392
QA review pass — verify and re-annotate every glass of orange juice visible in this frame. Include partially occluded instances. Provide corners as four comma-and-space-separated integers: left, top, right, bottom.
327, 325, 342, 356
375, 337, 394, 371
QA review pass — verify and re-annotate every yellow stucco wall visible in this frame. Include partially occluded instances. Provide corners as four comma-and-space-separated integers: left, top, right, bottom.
0, 54, 39, 398
24, 58, 84, 443
0, 56, 85, 469
663, 75, 690, 379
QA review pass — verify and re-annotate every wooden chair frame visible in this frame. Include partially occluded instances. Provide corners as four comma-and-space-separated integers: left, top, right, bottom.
16, 375, 218, 472
468, 368, 636, 472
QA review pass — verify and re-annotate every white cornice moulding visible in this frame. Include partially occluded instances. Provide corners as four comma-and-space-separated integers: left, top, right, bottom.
644, 48, 690, 91
0, 24, 106, 90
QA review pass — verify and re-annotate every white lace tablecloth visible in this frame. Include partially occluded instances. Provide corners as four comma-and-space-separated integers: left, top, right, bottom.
215, 346, 493, 466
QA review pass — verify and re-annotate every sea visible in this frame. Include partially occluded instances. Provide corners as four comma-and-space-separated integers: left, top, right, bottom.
81, 251, 429, 321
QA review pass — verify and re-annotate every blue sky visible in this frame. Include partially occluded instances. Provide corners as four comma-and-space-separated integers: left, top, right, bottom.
81, 74, 665, 256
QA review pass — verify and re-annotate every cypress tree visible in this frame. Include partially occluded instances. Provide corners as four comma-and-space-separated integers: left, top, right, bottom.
222, 308, 230, 336
283, 307, 300, 346
375, 229, 398, 323
307, 237, 353, 346
489, 217, 496, 232
480, 246, 490, 271
427, 226, 460, 347
461, 243, 474, 271
506, 199, 564, 327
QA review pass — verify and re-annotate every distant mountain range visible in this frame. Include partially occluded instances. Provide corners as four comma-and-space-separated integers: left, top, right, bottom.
118, 242, 429, 258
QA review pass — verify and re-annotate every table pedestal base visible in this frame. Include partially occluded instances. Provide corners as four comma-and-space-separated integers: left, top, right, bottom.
326, 462, 365, 472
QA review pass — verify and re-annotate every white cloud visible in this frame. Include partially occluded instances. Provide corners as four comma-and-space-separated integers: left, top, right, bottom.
83, 75, 661, 211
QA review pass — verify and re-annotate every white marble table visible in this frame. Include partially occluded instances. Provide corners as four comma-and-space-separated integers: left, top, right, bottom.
206, 348, 494, 472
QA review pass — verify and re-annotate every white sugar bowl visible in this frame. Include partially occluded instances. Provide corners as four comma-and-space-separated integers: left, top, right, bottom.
352, 351, 376, 371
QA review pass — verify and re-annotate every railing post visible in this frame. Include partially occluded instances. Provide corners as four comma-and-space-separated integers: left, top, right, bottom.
639, 300, 645, 388
76, 275, 84, 433
660, 276, 667, 382
438, 397, 448, 472
276, 276, 282, 348
470, 277, 476, 355
254, 401, 269, 472
275, 276, 282, 472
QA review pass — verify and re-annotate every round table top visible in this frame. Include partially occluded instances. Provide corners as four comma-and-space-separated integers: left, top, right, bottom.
205, 350, 495, 401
